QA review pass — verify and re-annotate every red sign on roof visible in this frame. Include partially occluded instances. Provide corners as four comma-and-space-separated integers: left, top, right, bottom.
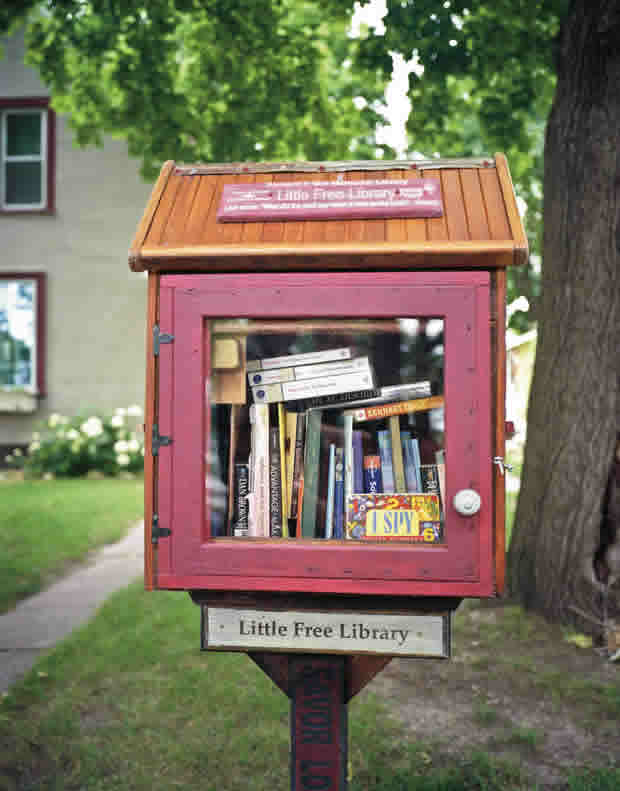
217, 179, 443, 222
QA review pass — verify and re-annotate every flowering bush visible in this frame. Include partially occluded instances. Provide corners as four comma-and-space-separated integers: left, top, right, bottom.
5, 406, 144, 478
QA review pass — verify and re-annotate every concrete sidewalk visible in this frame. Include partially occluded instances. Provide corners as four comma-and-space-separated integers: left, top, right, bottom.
0, 522, 144, 693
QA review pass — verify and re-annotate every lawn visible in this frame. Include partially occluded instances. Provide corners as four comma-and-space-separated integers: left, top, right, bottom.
1, 583, 618, 790
0, 478, 143, 613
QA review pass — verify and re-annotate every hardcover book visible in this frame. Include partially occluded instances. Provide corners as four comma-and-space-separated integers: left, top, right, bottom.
247, 346, 352, 372
232, 463, 249, 537
345, 493, 442, 542
269, 425, 283, 537
324, 443, 336, 539
346, 394, 445, 422
420, 464, 443, 511
249, 404, 270, 537
377, 429, 395, 493
248, 356, 370, 386
363, 455, 383, 494
389, 416, 406, 492
333, 447, 345, 539
252, 368, 374, 404
300, 410, 322, 538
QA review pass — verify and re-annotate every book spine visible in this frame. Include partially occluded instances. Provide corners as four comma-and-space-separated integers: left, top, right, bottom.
352, 430, 364, 494
377, 429, 395, 493
249, 404, 270, 537
248, 356, 370, 386
333, 447, 345, 539
247, 346, 352, 372
324, 444, 336, 539
252, 368, 374, 404
411, 438, 423, 491
363, 455, 383, 494
295, 387, 380, 411
289, 411, 306, 519
348, 394, 445, 422
300, 410, 322, 538
401, 431, 416, 491
277, 404, 289, 536
232, 463, 249, 537
420, 464, 442, 510
435, 450, 446, 512
269, 426, 283, 537
344, 414, 353, 509
389, 415, 406, 492
285, 410, 298, 518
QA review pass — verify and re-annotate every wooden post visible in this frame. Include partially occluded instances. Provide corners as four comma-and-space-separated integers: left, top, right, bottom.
290, 655, 347, 791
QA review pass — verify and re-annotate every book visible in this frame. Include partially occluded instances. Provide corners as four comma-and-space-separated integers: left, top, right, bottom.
333, 447, 345, 539
410, 437, 423, 491
247, 346, 352, 372
389, 416, 406, 492
346, 394, 445, 422
277, 404, 289, 536
232, 463, 250, 537
285, 409, 298, 517
248, 404, 269, 537
248, 356, 371, 386
352, 430, 364, 494
377, 429, 395, 493
293, 387, 380, 411
269, 425, 283, 537
324, 444, 336, 539
289, 411, 306, 519
252, 368, 374, 404
363, 455, 383, 494
435, 450, 446, 511
420, 464, 443, 512
334, 381, 431, 410
300, 410, 322, 538
346, 493, 442, 542
344, 414, 353, 509
401, 431, 415, 492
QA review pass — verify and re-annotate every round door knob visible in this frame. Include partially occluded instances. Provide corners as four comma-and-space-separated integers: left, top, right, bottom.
453, 489, 481, 516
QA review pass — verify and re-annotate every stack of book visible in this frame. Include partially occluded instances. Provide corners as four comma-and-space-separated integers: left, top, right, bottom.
226, 345, 446, 543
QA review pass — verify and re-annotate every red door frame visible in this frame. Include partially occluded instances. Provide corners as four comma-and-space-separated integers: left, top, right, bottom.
156, 271, 493, 597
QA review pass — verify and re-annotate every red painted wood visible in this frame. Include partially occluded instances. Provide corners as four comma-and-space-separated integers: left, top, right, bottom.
291, 656, 347, 791
156, 284, 175, 578
158, 271, 493, 596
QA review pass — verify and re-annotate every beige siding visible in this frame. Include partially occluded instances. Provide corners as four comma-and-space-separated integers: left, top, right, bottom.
1, 32, 152, 445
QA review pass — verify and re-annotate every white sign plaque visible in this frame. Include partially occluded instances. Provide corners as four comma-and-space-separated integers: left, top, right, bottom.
203, 607, 450, 657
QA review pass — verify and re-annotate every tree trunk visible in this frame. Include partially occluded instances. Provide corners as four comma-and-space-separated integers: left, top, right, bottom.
508, 0, 620, 632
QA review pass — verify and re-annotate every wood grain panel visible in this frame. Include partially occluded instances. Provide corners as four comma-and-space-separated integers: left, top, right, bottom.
385, 169, 407, 243
203, 173, 244, 245
440, 170, 469, 240
183, 175, 219, 246
144, 169, 183, 245
129, 160, 175, 270
460, 169, 490, 240
324, 173, 348, 243
479, 167, 511, 240
425, 169, 449, 241
241, 173, 273, 244
344, 171, 366, 244
404, 168, 429, 243
261, 172, 287, 244
160, 173, 200, 246
495, 153, 528, 265
361, 170, 387, 243
281, 172, 305, 244
300, 171, 329, 244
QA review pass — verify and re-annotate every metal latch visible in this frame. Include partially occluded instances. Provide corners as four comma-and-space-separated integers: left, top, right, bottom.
153, 324, 174, 356
152, 423, 172, 456
151, 514, 171, 545
493, 456, 514, 476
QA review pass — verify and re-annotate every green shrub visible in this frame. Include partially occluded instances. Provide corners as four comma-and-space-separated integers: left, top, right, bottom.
5, 406, 144, 478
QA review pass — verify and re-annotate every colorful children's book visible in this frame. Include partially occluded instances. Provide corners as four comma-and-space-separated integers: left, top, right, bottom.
346, 493, 442, 542
363, 455, 383, 494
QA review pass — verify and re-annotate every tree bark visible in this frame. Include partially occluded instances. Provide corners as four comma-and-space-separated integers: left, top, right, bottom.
508, 0, 620, 631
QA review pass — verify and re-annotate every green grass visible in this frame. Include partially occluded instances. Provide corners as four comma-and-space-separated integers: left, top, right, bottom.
0, 478, 143, 613
0, 583, 529, 791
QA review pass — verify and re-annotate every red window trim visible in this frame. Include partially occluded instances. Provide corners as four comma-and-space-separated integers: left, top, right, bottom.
0, 97, 56, 215
0, 271, 47, 396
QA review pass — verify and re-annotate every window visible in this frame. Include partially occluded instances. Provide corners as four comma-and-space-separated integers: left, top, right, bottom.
0, 273, 46, 394
0, 99, 54, 212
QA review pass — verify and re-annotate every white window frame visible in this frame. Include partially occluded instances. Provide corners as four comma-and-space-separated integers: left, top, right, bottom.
1, 107, 48, 211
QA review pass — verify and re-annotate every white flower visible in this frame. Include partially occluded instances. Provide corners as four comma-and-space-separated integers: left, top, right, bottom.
81, 417, 103, 437
48, 413, 62, 428
5, 454, 13, 463
114, 407, 127, 417
29, 440, 41, 453
110, 415, 125, 428
13, 448, 22, 457
127, 404, 143, 417
114, 440, 129, 453
66, 429, 79, 440
127, 438, 140, 453
32, 432, 40, 440
140, 447, 145, 456
117, 453, 130, 467
43, 472, 54, 481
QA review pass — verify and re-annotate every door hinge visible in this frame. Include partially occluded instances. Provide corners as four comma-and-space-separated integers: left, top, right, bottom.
493, 456, 513, 476
153, 324, 174, 356
152, 423, 172, 456
151, 514, 171, 545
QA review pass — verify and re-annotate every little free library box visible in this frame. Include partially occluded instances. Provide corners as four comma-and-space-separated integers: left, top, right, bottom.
130, 155, 526, 665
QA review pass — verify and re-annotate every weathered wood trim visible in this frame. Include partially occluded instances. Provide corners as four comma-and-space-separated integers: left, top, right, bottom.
494, 153, 529, 267
128, 160, 176, 271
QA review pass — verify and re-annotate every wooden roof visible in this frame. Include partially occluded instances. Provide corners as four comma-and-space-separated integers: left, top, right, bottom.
129, 154, 527, 272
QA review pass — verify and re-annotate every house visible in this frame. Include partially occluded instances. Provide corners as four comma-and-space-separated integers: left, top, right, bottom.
0, 31, 152, 457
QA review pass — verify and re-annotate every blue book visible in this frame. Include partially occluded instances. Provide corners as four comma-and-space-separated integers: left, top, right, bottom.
401, 431, 417, 491
363, 455, 383, 494
333, 447, 345, 539
377, 430, 395, 493
324, 443, 336, 539
409, 437, 423, 491
353, 430, 364, 494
